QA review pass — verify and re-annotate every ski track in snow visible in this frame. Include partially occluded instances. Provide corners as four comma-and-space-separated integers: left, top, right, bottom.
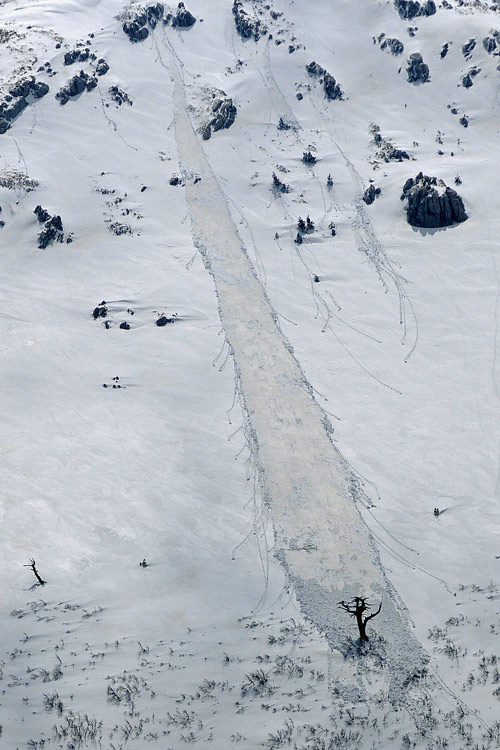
169, 46, 426, 703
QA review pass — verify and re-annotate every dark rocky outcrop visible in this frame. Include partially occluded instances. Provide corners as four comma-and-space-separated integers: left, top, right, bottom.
123, 3, 164, 42
34, 206, 65, 248
400, 173, 467, 228
166, 2, 196, 28
96, 58, 110, 76
92, 301, 108, 319
363, 185, 381, 205
202, 95, 237, 140
109, 86, 132, 106
156, 314, 176, 326
462, 67, 480, 88
232, 1, 267, 41
377, 33, 404, 55
394, 0, 436, 20
483, 35, 497, 53
55, 70, 97, 104
64, 48, 94, 65
306, 61, 344, 101
0, 76, 49, 134
406, 53, 430, 83
441, 42, 450, 58
462, 38, 476, 58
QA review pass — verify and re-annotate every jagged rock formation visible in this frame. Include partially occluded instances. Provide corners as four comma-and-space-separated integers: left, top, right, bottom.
232, 1, 267, 41
202, 95, 237, 140
165, 2, 196, 28
363, 185, 381, 205
406, 53, 430, 83
394, 0, 436, 20
0, 77, 49, 133
34, 205, 65, 248
306, 61, 344, 101
376, 33, 404, 55
56, 70, 97, 104
122, 3, 164, 42
400, 173, 468, 228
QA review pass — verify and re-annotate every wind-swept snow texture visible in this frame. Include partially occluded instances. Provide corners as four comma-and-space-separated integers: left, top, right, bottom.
3, 0, 500, 746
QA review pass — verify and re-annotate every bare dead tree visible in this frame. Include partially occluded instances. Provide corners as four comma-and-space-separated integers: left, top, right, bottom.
339, 597, 382, 642
24, 558, 46, 586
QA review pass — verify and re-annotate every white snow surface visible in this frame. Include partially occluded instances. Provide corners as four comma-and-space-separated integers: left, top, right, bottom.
2, 0, 500, 747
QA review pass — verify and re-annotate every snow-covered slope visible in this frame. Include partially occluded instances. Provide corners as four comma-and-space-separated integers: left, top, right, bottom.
2, 0, 500, 746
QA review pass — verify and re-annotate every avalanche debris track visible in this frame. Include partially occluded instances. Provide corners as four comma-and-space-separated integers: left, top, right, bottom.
170, 55, 426, 702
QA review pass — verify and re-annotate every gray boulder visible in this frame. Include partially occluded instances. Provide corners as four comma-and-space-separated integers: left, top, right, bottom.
171, 2, 196, 27
406, 53, 430, 83
401, 173, 467, 228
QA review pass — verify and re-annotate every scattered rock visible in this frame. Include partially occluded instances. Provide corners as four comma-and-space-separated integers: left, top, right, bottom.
232, 1, 266, 41
400, 172, 467, 228
462, 38, 476, 58
306, 61, 344, 100
394, 0, 436, 20
109, 222, 133, 235
459, 115, 469, 127
440, 42, 450, 58
462, 73, 473, 88
119, 321, 131, 330
363, 185, 382, 205
406, 52, 430, 83
169, 175, 182, 186
109, 85, 132, 106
